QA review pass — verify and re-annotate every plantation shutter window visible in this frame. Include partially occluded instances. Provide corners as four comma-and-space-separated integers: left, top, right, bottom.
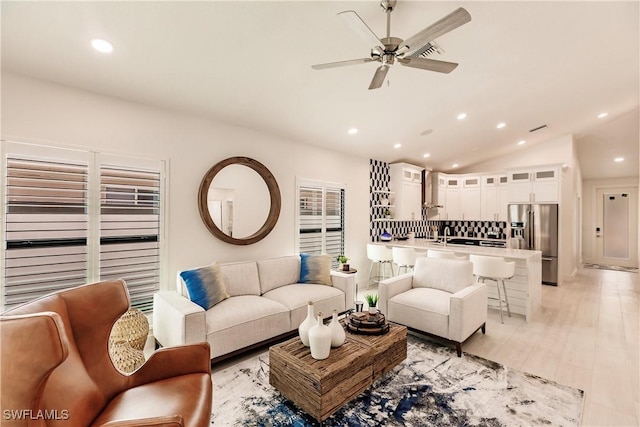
298, 186, 324, 255
100, 166, 161, 312
324, 187, 345, 262
3, 156, 89, 308
2, 141, 165, 313
297, 180, 345, 268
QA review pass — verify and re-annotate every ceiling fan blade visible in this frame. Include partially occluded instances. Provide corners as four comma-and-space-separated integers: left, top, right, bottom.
312, 58, 375, 70
338, 10, 385, 50
369, 65, 390, 90
398, 57, 458, 73
398, 7, 471, 56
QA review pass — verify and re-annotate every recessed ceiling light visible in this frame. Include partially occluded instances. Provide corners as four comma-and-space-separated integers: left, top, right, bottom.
348, 128, 358, 135
614, 157, 625, 162
496, 122, 506, 129
91, 38, 114, 53
518, 140, 526, 145
393, 143, 402, 149
598, 112, 609, 119
457, 113, 467, 120
452, 163, 459, 168
423, 153, 431, 158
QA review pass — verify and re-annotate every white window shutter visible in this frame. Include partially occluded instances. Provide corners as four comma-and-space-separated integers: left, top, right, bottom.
297, 180, 345, 268
2, 144, 165, 313
3, 157, 89, 308
99, 165, 161, 312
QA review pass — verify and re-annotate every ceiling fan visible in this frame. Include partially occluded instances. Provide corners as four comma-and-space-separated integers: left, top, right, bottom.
311, 0, 471, 90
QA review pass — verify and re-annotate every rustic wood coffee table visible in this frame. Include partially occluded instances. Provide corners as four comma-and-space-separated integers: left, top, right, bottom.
269, 322, 407, 422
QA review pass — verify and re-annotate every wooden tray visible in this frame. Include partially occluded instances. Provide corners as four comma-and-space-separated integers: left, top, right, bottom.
348, 311, 386, 327
346, 322, 390, 335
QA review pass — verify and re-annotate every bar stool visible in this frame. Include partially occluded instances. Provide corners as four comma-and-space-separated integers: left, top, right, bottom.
392, 247, 417, 275
469, 254, 515, 323
367, 244, 394, 288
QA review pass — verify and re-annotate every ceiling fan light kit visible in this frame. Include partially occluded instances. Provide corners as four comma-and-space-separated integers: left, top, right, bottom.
312, 0, 471, 90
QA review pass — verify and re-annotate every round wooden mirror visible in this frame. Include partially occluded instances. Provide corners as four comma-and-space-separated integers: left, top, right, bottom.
198, 157, 281, 245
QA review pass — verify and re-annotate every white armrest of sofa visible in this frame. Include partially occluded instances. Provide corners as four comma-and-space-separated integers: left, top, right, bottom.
153, 291, 206, 348
448, 283, 488, 342
378, 272, 413, 315
329, 271, 356, 311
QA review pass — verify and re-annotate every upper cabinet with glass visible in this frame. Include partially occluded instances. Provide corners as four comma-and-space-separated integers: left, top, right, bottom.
198, 157, 281, 245
507, 166, 560, 203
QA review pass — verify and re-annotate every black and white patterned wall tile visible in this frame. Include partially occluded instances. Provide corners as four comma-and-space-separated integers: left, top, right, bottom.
440, 220, 508, 240
369, 159, 507, 241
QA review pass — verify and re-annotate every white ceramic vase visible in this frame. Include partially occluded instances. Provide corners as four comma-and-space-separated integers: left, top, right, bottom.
308, 312, 331, 360
298, 301, 315, 347
329, 309, 345, 348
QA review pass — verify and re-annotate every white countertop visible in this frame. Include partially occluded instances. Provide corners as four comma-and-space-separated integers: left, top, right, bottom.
373, 239, 541, 260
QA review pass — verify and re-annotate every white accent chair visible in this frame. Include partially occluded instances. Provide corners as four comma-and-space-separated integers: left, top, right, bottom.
367, 243, 394, 288
392, 247, 417, 275
378, 257, 488, 357
427, 249, 466, 260
469, 254, 515, 323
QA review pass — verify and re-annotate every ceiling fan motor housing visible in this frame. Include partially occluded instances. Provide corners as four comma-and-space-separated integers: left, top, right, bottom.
381, 37, 403, 54
382, 53, 395, 66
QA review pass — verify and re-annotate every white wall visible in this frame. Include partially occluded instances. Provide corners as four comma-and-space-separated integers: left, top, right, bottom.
461, 134, 583, 284
1, 72, 371, 290
461, 135, 575, 174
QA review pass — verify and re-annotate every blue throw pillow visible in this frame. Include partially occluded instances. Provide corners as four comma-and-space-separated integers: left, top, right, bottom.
299, 253, 332, 286
180, 262, 230, 310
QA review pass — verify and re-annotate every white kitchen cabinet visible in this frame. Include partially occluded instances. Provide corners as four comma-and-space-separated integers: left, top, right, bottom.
508, 167, 559, 203
432, 175, 480, 220
460, 176, 481, 220
429, 173, 447, 219
398, 181, 422, 220
482, 175, 509, 221
390, 163, 424, 220
432, 174, 480, 220
444, 177, 461, 220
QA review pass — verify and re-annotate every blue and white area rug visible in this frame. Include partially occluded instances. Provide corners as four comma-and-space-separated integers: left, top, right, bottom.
211, 336, 584, 426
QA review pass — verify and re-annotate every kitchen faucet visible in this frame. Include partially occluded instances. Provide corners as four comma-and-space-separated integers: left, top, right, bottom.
444, 227, 450, 246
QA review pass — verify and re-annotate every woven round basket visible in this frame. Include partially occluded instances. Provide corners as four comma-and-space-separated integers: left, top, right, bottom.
109, 340, 145, 373
109, 308, 149, 351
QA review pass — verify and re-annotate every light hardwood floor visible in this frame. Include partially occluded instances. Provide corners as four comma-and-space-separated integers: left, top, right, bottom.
364, 266, 639, 426
148, 265, 637, 425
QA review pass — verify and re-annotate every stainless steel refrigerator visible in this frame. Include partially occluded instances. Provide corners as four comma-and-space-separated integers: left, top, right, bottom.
508, 204, 558, 285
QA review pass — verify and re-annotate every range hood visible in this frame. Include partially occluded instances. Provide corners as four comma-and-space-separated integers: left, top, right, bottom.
422, 169, 443, 209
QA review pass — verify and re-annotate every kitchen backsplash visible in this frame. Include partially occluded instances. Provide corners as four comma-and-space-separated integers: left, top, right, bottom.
369, 159, 507, 241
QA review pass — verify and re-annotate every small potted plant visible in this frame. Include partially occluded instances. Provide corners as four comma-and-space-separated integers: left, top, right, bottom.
336, 255, 349, 271
365, 294, 379, 314
384, 208, 392, 219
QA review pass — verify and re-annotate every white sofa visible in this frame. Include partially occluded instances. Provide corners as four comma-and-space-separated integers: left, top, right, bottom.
153, 255, 356, 362
378, 257, 487, 357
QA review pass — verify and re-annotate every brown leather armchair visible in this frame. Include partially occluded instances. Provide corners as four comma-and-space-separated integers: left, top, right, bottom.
1, 280, 212, 427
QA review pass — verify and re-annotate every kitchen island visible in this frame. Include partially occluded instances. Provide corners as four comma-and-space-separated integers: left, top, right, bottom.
373, 239, 542, 320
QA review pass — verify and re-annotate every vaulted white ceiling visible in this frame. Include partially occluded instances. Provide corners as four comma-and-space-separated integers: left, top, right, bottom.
2, 1, 638, 179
